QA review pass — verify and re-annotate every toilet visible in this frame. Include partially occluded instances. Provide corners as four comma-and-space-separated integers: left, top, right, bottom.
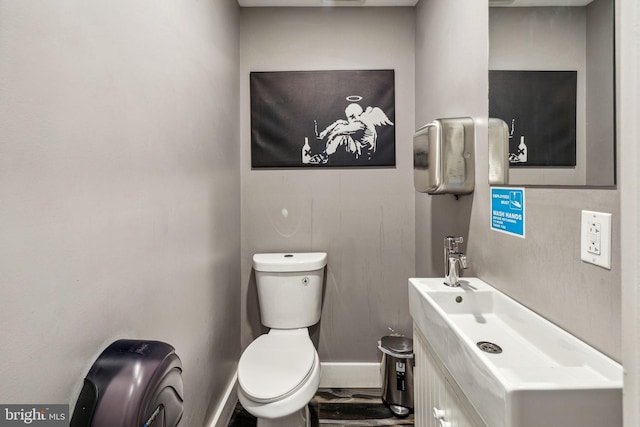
237, 252, 328, 427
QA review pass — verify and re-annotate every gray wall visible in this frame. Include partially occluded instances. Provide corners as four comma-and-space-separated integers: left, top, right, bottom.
414, 0, 488, 278
240, 7, 416, 362
0, 0, 241, 424
416, 0, 620, 361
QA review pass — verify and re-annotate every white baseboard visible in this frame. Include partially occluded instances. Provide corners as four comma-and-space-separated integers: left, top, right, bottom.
319, 362, 381, 389
205, 372, 238, 427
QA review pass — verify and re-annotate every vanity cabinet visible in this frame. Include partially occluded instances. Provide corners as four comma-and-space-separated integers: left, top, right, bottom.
413, 326, 487, 427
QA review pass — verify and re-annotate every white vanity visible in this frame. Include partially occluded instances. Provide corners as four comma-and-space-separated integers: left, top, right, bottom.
409, 277, 622, 427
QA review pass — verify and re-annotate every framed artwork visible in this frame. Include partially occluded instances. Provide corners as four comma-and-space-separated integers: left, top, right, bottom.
250, 70, 396, 168
489, 70, 577, 167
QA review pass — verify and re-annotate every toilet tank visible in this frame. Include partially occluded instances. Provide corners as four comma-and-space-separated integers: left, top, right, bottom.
253, 252, 327, 329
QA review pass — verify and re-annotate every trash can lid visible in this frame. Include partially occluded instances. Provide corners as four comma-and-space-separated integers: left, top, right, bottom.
381, 336, 413, 354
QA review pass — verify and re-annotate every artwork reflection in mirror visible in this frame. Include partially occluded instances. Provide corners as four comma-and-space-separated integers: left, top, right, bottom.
489, 0, 614, 186
490, 70, 577, 167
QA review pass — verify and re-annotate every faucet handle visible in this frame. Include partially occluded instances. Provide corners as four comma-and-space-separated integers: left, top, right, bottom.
459, 254, 469, 269
445, 236, 464, 250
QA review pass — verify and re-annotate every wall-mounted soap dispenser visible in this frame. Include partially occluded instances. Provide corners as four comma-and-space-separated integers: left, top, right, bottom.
413, 117, 475, 195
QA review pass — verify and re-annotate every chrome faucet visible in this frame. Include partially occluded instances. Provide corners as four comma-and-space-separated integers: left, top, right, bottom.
444, 236, 469, 287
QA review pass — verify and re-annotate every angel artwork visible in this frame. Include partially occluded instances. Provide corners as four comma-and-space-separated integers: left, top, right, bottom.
302, 101, 394, 165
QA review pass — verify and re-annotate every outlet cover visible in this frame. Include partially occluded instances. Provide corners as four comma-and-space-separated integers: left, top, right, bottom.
581, 210, 612, 269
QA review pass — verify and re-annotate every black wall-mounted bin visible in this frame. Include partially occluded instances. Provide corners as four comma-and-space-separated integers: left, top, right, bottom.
71, 339, 183, 427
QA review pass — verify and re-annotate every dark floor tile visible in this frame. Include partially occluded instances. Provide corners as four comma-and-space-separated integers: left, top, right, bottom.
227, 388, 413, 427
316, 402, 394, 420
227, 404, 256, 427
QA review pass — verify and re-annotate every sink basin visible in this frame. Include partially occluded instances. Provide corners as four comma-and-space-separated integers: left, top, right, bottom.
409, 277, 622, 427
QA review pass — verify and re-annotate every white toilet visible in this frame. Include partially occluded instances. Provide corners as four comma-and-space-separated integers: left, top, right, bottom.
237, 252, 328, 427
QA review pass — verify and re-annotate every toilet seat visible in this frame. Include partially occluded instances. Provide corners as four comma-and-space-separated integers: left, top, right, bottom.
238, 331, 316, 404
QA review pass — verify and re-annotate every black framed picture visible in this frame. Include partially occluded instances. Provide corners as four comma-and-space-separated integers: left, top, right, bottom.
250, 70, 396, 168
489, 70, 577, 167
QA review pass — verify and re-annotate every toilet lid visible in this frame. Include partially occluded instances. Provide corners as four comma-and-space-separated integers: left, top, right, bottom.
238, 333, 316, 403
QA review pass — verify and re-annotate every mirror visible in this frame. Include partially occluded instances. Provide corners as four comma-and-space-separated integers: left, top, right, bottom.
489, 0, 615, 187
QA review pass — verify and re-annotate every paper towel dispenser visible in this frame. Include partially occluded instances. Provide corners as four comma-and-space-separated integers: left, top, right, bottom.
71, 339, 184, 427
413, 117, 475, 195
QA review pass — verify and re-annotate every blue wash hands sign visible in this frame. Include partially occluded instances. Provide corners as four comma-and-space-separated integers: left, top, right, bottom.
491, 187, 525, 238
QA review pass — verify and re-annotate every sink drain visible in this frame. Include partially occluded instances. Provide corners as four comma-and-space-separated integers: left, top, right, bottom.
477, 341, 503, 354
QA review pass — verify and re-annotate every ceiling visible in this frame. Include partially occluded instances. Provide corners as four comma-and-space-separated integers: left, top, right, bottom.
490, 0, 594, 5
238, 0, 594, 6
237, 0, 418, 6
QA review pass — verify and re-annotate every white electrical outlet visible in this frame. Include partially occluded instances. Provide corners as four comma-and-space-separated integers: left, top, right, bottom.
585, 221, 601, 255
581, 210, 612, 269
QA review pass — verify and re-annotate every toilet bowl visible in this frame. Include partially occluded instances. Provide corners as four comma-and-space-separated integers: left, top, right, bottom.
238, 329, 320, 427
237, 252, 327, 427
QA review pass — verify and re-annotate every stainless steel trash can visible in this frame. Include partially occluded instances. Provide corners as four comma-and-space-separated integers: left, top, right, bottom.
379, 335, 414, 417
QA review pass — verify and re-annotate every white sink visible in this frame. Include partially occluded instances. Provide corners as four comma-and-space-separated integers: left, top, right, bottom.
409, 277, 622, 427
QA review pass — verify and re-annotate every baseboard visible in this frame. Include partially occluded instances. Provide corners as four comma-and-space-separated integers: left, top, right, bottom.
319, 362, 381, 389
205, 372, 238, 427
